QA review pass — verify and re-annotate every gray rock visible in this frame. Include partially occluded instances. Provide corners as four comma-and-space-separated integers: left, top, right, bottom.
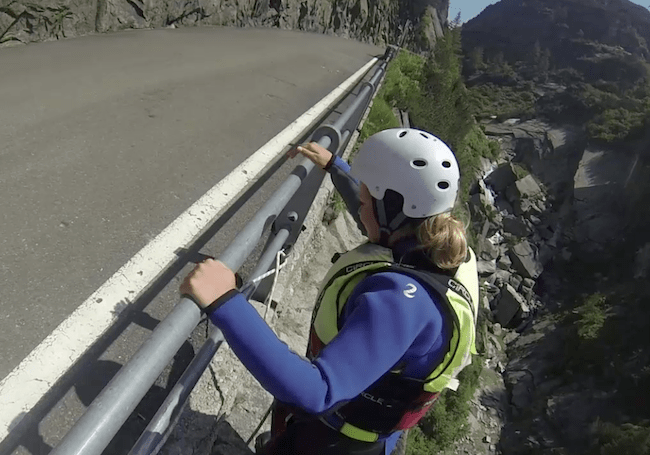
484, 124, 515, 137
495, 197, 514, 215
483, 282, 500, 297
530, 199, 546, 216
497, 254, 512, 270
485, 333, 503, 359
478, 157, 496, 177
482, 219, 501, 238
506, 175, 544, 215
505, 369, 534, 409
469, 193, 486, 220
504, 330, 520, 344
508, 273, 523, 290
485, 163, 518, 192
495, 284, 528, 326
509, 241, 543, 279
478, 177, 491, 196
494, 269, 512, 287
521, 278, 535, 290
489, 323, 503, 336
539, 243, 555, 266
573, 146, 637, 250
3, 0, 407, 48
511, 331, 545, 349
478, 259, 497, 276
538, 225, 554, 240
479, 237, 500, 260
502, 216, 533, 237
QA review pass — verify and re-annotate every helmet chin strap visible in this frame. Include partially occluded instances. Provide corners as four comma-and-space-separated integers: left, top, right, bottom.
373, 198, 410, 246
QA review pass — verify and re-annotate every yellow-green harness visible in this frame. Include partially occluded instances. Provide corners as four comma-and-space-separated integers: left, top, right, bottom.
308, 242, 479, 441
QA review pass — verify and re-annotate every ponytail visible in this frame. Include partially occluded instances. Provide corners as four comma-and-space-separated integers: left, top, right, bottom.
416, 213, 468, 270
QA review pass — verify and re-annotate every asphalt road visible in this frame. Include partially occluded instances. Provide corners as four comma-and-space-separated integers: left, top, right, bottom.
0, 26, 380, 381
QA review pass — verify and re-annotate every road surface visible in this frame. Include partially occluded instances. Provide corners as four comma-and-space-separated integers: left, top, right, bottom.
0, 26, 380, 453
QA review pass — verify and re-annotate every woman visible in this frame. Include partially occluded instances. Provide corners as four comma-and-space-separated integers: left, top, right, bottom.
180, 128, 479, 455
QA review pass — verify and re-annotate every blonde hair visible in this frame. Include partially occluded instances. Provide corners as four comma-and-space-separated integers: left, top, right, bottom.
415, 213, 468, 270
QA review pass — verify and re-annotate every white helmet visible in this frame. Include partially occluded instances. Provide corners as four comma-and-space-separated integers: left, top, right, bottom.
350, 128, 460, 220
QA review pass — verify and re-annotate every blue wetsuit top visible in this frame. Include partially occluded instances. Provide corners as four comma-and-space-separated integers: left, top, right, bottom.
209, 156, 449, 454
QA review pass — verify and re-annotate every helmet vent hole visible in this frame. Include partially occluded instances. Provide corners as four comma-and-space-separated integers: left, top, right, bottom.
411, 159, 428, 168
438, 181, 450, 190
442, 161, 452, 168
420, 133, 429, 139
399, 131, 408, 138
411, 205, 417, 210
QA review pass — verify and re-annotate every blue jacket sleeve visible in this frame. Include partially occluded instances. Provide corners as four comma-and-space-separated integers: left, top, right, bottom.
328, 156, 365, 234
209, 272, 446, 415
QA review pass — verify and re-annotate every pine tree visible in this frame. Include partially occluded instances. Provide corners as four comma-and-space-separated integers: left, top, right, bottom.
412, 27, 473, 153
540, 48, 551, 73
469, 46, 485, 73
532, 40, 542, 66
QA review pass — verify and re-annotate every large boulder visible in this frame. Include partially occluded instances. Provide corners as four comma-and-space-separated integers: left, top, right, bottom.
470, 191, 502, 227
506, 175, 546, 216
495, 284, 529, 326
507, 174, 543, 202
573, 147, 636, 253
508, 273, 523, 291
509, 240, 543, 279
495, 197, 515, 215
485, 163, 518, 193
477, 259, 497, 276
521, 278, 535, 292
479, 237, 500, 261
497, 254, 512, 270
492, 269, 513, 287
502, 216, 533, 237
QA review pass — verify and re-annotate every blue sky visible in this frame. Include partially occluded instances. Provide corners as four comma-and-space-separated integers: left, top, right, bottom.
450, 0, 649, 23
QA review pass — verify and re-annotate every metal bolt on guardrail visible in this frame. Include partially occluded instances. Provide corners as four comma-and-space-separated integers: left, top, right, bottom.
50, 46, 395, 455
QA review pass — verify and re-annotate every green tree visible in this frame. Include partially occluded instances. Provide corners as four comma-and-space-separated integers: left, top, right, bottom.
532, 39, 542, 65
593, 421, 650, 455
469, 46, 485, 73
488, 51, 508, 74
451, 11, 462, 28
412, 27, 473, 154
540, 48, 551, 73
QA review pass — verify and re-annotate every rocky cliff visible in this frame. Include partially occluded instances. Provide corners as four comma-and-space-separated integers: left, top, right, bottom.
462, 0, 650, 71
455, 2, 650, 453
454, 111, 650, 454
0, 0, 449, 50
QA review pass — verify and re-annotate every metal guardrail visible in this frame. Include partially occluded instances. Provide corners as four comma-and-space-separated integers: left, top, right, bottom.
49, 46, 395, 455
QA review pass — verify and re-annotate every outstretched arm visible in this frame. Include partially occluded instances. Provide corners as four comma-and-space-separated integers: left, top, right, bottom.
288, 142, 364, 233
179, 261, 446, 415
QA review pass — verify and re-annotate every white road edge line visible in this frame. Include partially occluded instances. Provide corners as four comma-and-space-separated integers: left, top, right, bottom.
0, 57, 378, 440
